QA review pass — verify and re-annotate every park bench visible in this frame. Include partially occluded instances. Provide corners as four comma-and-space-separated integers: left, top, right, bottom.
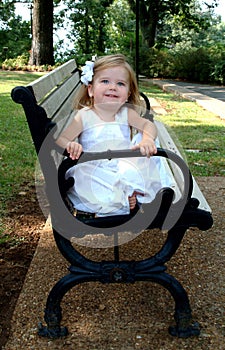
11, 59, 213, 339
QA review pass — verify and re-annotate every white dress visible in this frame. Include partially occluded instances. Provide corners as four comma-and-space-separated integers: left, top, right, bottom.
65, 106, 173, 216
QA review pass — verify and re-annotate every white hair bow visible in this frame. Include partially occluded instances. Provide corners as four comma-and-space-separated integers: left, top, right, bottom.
81, 60, 95, 86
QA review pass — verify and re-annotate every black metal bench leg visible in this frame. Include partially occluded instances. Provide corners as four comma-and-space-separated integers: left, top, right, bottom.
38, 272, 101, 338
145, 272, 200, 338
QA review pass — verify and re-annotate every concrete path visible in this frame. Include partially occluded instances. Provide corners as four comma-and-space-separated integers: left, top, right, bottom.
149, 79, 225, 120
4, 178, 225, 350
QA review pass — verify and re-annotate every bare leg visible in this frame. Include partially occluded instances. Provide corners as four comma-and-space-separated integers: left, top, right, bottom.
128, 192, 137, 210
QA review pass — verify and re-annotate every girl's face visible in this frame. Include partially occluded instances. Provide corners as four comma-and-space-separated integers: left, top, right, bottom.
88, 66, 130, 108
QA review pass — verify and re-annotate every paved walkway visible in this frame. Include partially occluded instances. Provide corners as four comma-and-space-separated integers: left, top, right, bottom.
149, 79, 225, 120
4, 177, 225, 350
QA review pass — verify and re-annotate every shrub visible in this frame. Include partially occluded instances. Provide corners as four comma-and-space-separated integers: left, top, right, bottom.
208, 45, 225, 84
2, 54, 29, 71
1, 54, 55, 72
139, 48, 173, 78
140, 45, 225, 84
169, 47, 212, 83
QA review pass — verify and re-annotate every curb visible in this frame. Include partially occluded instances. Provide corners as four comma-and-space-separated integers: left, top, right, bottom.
150, 79, 225, 120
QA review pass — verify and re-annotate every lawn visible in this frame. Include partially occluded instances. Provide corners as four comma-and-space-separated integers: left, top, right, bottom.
0, 70, 44, 238
140, 82, 225, 176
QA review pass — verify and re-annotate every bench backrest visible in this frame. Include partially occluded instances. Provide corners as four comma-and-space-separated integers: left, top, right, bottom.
29, 59, 81, 124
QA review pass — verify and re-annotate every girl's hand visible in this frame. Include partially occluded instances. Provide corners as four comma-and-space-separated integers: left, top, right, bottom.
132, 138, 157, 157
66, 141, 83, 160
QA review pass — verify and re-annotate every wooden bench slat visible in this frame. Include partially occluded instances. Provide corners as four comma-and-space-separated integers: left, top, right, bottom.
155, 120, 187, 190
29, 59, 78, 103
52, 93, 78, 123
41, 71, 80, 119
192, 179, 212, 212
155, 120, 211, 212
155, 154, 182, 201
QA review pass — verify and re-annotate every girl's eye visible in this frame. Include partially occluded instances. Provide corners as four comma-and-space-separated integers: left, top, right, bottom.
117, 82, 125, 87
101, 79, 109, 84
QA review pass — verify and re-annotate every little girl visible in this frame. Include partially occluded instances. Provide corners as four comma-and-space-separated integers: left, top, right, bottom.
57, 54, 168, 217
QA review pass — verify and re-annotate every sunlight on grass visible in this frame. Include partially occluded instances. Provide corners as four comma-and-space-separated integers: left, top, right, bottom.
0, 71, 43, 229
140, 82, 225, 176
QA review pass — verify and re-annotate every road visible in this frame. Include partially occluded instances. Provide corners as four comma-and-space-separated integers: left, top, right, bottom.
164, 80, 225, 102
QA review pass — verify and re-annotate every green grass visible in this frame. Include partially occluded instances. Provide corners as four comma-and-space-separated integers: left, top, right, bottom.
140, 82, 225, 176
0, 70, 44, 240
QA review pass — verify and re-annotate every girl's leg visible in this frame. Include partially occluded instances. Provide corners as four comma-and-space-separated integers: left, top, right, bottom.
128, 191, 145, 210
128, 192, 137, 210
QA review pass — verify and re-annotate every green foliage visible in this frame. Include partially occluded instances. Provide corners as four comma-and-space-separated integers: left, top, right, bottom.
139, 8, 225, 84
208, 43, 225, 84
169, 47, 212, 82
0, 1, 31, 63
1, 0, 224, 85
212, 59, 225, 85
60, 0, 225, 85
2, 54, 29, 70
58, 0, 136, 65
106, 0, 136, 60
62, 0, 114, 61
140, 32, 225, 84
140, 48, 172, 78
0, 0, 16, 23
1, 54, 57, 72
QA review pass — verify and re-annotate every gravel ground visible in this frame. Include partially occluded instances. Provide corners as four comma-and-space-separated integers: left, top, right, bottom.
3, 177, 225, 350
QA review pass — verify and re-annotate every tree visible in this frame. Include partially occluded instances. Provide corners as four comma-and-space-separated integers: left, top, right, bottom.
106, 0, 136, 58
1, 0, 55, 65
127, 0, 219, 48
0, 1, 31, 61
29, 0, 54, 65
60, 0, 114, 61
0, 0, 15, 23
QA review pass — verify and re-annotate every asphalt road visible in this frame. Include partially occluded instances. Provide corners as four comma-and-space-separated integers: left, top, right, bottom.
158, 80, 225, 102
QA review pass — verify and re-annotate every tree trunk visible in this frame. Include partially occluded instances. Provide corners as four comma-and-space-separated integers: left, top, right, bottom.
140, 1, 159, 48
127, 0, 159, 48
29, 0, 54, 66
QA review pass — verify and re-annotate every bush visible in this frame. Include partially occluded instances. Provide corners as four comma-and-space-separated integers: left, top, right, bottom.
2, 54, 29, 71
139, 48, 173, 78
209, 45, 225, 84
140, 45, 224, 84
212, 60, 225, 85
169, 47, 212, 83
1, 54, 55, 72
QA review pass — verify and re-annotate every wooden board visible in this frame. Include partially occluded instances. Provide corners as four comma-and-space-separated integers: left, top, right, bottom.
29, 59, 77, 103
41, 70, 80, 119
155, 120, 212, 212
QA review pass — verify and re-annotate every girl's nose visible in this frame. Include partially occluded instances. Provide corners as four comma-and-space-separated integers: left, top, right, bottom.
109, 82, 116, 89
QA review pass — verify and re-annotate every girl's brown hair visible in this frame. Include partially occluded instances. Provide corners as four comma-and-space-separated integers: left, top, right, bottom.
73, 54, 141, 110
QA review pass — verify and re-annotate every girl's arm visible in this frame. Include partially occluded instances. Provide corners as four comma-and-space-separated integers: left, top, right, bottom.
56, 112, 83, 160
128, 108, 157, 157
